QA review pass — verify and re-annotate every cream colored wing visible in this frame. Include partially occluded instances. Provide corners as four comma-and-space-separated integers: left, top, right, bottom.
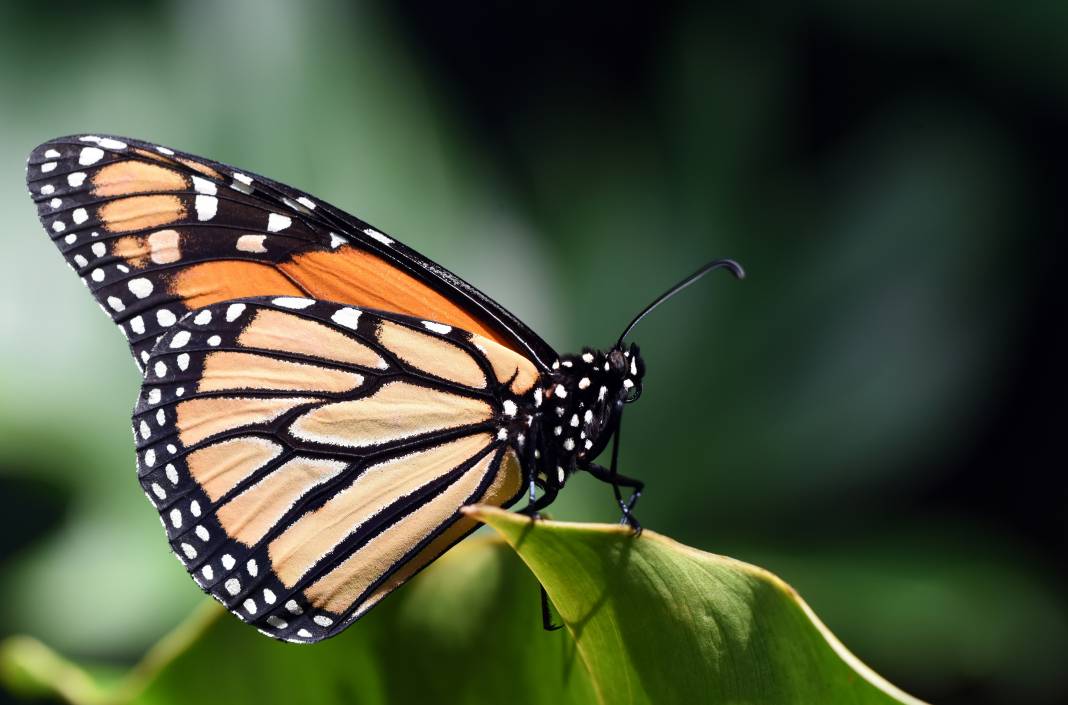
133, 296, 540, 643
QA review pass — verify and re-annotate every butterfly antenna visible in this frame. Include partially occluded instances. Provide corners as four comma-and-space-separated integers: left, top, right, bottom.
616, 258, 745, 347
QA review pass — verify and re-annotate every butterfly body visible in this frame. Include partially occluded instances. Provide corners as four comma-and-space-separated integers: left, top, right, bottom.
531, 345, 645, 490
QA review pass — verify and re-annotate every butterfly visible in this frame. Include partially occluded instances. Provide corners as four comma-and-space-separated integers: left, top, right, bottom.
25, 134, 743, 643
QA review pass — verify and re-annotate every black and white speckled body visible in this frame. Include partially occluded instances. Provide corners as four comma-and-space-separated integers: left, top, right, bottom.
521, 343, 646, 491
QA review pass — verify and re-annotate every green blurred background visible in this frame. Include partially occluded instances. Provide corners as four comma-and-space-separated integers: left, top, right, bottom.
1, 1, 1065, 703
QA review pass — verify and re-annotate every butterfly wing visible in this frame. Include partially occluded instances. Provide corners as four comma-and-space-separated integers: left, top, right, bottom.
26, 135, 557, 371
134, 296, 540, 642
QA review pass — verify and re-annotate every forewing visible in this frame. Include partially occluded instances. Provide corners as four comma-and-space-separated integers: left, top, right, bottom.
133, 296, 539, 642
26, 135, 557, 371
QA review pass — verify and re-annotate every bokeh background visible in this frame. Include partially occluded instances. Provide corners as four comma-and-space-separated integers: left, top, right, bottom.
1, 1, 1065, 703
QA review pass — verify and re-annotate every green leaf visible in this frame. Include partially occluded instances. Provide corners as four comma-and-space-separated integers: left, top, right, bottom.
467, 506, 927, 705
0, 515, 927, 705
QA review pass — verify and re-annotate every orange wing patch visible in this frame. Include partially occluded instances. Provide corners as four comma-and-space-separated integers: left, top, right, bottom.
237, 309, 384, 369
92, 160, 187, 197
186, 437, 284, 502
171, 261, 305, 309
267, 433, 492, 588
280, 247, 509, 346
303, 449, 498, 614
198, 351, 365, 394
348, 448, 522, 620
99, 195, 186, 233
215, 456, 349, 547
377, 319, 486, 389
288, 381, 492, 448
176, 395, 319, 447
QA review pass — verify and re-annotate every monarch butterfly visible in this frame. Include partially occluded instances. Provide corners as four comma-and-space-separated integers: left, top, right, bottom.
25, 135, 743, 643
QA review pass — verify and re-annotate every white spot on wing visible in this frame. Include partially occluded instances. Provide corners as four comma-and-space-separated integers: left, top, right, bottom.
170, 330, 191, 348
41, 162, 56, 172
331, 307, 361, 329
192, 175, 217, 195
363, 228, 393, 245
231, 172, 254, 194
78, 147, 104, 165
272, 297, 313, 309
128, 278, 153, 299
225, 303, 246, 322
422, 321, 451, 335
67, 172, 86, 187
267, 213, 291, 232
157, 309, 177, 327
236, 234, 267, 253
195, 195, 217, 221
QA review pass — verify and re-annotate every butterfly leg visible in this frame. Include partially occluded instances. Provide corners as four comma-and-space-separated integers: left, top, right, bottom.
590, 419, 645, 533
540, 585, 563, 631
585, 462, 645, 535
517, 482, 558, 518
515, 480, 564, 631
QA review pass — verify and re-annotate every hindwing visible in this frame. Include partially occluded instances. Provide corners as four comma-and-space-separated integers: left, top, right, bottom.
133, 296, 539, 642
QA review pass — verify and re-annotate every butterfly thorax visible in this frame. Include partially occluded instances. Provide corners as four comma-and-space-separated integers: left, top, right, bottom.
529, 344, 645, 489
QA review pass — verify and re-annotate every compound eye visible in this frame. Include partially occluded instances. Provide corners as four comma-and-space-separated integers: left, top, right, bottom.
624, 383, 642, 403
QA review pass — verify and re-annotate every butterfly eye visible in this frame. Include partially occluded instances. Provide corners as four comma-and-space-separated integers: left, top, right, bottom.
624, 382, 643, 404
